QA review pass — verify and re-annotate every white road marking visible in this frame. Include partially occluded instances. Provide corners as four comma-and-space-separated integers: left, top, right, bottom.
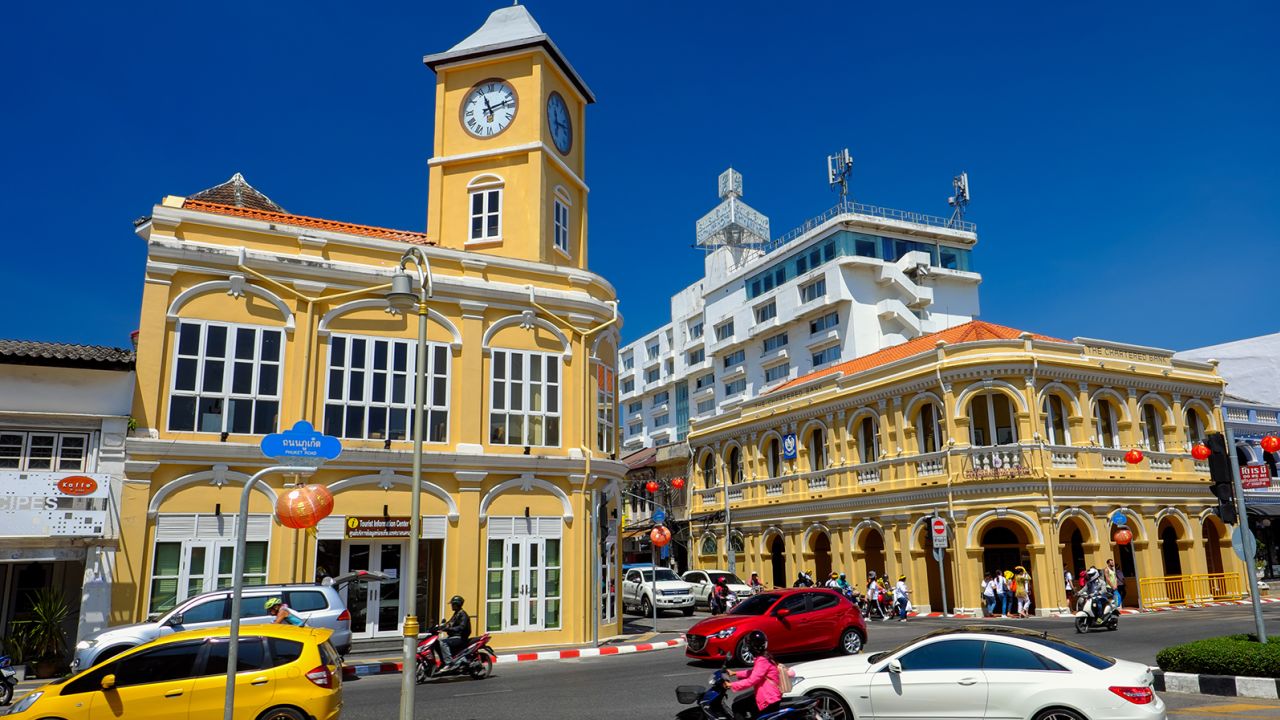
452, 688, 514, 698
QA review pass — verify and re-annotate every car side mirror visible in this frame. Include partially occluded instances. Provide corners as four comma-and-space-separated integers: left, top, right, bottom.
887, 659, 902, 674
775, 608, 791, 618
167, 614, 184, 626
101, 674, 116, 691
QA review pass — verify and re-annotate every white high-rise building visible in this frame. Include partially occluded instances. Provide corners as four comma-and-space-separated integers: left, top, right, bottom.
619, 169, 982, 451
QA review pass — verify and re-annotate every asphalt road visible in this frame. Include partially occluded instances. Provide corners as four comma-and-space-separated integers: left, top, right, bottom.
340, 603, 1280, 720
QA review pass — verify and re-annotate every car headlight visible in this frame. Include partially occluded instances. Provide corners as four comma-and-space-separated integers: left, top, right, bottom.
10, 690, 43, 714
76, 639, 98, 650
711, 626, 737, 639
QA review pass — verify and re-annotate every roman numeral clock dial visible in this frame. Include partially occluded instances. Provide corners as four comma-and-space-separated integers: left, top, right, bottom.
461, 79, 517, 138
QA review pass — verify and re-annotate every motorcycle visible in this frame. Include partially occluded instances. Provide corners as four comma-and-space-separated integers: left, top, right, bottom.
415, 624, 497, 683
1074, 592, 1119, 633
710, 591, 739, 616
675, 662, 820, 720
0, 655, 17, 706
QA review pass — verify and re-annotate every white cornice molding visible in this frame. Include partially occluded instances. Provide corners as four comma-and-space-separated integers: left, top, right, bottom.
427, 141, 589, 193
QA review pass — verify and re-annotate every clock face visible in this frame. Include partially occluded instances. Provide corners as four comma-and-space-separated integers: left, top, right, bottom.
546, 91, 573, 155
461, 79, 517, 138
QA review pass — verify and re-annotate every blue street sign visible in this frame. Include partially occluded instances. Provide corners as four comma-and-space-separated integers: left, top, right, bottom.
653, 508, 667, 525
1111, 511, 1128, 526
782, 433, 798, 460
660, 544, 670, 560
260, 421, 342, 465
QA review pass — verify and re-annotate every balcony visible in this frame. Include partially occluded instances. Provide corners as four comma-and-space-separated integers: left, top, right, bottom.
806, 328, 840, 350
760, 346, 790, 367
721, 363, 747, 382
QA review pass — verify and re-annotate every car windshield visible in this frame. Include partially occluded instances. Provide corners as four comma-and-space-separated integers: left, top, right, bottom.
1023, 635, 1116, 669
641, 569, 682, 583
728, 593, 779, 616
708, 572, 744, 585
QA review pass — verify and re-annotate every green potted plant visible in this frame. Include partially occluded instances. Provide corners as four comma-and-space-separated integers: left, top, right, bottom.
12, 588, 70, 678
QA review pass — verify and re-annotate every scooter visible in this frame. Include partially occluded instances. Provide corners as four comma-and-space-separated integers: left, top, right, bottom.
415, 624, 497, 682
1074, 592, 1119, 633
710, 591, 739, 616
675, 662, 820, 720
0, 655, 17, 706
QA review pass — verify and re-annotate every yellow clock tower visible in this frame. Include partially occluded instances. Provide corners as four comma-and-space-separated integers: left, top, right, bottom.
424, 5, 594, 268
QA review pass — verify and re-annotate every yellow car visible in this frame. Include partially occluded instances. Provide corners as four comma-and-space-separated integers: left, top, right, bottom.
7, 624, 342, 720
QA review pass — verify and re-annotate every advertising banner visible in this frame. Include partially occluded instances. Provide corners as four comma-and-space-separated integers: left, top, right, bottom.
0, 471, 112, 537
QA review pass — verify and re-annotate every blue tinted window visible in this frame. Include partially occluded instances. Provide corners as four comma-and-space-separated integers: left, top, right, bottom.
796, 256, 806, 274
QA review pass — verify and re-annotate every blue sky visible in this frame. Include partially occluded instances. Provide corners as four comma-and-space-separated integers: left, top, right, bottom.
2, 1, 1276, 351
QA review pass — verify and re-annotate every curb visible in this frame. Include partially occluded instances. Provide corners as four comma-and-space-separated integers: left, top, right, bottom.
1152, 668, 1280, 700
1054, 596, 1280, 618
341, 638, 686, 679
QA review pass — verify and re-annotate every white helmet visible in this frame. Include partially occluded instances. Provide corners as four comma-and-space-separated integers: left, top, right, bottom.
1085, 567, 1100, 580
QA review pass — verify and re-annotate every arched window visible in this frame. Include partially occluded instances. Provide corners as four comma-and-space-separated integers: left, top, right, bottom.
467, 175, 503, 243
1140, 402, 1165, 452
1095, 398, 1121, 449
701, 453, 716, 487
807, 428, 826, 472
700, 535, 718, 556
727, 447, 742, 484
729, 533, 745, 554
916, 402, 943, 454
854, 416, 879, 464
969, 392, 1018, 446
766, 437, 782, 478
1184, 407, 1207, 446
1042, 394, 1069, 446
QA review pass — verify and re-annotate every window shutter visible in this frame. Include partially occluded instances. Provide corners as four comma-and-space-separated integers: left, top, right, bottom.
155, 514, 198, 541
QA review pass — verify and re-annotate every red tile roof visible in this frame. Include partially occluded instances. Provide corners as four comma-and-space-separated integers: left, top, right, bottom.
181, 199, 433, 246
771, 320, 1064, 393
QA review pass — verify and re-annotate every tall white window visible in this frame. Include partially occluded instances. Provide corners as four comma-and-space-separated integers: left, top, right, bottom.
468, 176, 503, 243
701, 453, 716, 487
855, 416, 879, 463
324, 335, 449, 443
150, 514, 270, 614
485, 519, 562, 632
969, 392, 1018, 446
553, 198, 570, 254
169, 321, 282, 434
1095, 399, 1120, 449
916, 402, 943, 454
1141, 402, 1165, 451
1042, 394, 1069, 446
596, 364, 615, 454
0, 431, 88, 471
807, 428, 826, 471
1185, 407, 1207, 445
490, 350, 561, 447
766, 437, 782, 477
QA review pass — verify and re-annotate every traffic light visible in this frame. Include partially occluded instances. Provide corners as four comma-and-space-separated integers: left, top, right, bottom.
1205, 432, 1237, 525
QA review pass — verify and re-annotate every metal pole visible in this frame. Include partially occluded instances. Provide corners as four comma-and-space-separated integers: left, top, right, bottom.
724, 466, 734, 577
1226, 428, 1268, 642
650, 543, 658, 632
399, 250, 431, 720
224, 465, 315, 720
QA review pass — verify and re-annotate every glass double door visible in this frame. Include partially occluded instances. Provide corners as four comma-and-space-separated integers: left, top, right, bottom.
486, 536, 561, 633
341, 542, 405, 639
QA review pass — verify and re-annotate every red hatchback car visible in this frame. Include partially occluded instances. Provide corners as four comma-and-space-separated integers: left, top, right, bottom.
685, 588, 866, 665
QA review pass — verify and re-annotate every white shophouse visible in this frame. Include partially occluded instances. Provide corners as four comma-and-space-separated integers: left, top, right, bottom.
0, 340, 135, 648
619, 169, 982, 451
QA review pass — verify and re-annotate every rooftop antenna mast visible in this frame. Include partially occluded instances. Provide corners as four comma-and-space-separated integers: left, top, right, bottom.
827, 149, 854, 212
947, 172, 970, 228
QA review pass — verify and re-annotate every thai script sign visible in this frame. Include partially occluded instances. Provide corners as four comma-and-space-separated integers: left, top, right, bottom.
260, 421, 342, 466
1240, 464, 1272, 490
345, 516, 411, 539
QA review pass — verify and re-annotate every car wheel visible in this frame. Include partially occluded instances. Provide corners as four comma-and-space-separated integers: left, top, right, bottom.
734, 638, 755, 666
258, 706, 308, 720
640, 597, 653, 617
1032, 708, 1087, 720
683, 606, 695, 617
838, 627, 864, 655
809, 690, 851, 720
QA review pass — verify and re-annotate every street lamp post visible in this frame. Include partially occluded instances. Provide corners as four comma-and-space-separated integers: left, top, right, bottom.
387, 247, 433, 720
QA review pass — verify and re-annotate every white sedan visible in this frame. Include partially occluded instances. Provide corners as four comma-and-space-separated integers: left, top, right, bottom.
787, 626, 1165, 720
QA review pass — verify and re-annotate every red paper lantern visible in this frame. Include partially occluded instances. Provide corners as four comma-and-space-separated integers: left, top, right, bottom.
645, 480, 659, 493
650, 526, 671, 547
276, 484, 334, 530
1124, 448, 1144, 465
1113, 527, 1133, 546
671, 477, 686, 490
1262, 435, 1280, 454
1191, 443, 1211, 461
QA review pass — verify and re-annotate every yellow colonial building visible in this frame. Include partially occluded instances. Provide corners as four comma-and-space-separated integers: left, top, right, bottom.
116, 5, 626, 650
687, 321, 1248, 615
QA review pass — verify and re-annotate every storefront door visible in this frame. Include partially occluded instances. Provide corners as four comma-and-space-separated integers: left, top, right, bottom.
341, 542, 405, 639
486, 533, 562, 633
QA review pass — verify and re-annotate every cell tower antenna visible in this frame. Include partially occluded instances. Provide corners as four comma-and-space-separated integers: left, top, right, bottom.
947, 172, 970, 227
827, 149, 853, 211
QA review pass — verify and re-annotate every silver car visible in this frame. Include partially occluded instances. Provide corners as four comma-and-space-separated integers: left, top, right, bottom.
72, 582, 353, 671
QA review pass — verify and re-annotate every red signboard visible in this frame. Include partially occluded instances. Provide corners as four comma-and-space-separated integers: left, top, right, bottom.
931, 517, 948, 548
1240, 464, 1272, 489
56, 475, 99, 496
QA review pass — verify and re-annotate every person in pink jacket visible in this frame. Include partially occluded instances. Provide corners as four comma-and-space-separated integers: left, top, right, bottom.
730, 631, 793, 718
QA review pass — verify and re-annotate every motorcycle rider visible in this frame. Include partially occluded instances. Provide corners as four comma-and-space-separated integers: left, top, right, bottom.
729, 631, 794, 719
794, 571, 814, 588
438, 595, 472, 666
825, 572, 841, 589
264, 597, 303, 626
711, 575, 732, 614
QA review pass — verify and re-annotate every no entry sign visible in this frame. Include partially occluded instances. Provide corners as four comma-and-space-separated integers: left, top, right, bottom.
931, 516, 948, 548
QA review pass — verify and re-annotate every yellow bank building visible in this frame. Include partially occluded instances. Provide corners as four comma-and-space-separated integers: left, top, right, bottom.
687, 321, 1250, 615
116, 5, 626, 650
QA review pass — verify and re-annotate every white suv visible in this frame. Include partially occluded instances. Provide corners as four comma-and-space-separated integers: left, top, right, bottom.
622, 565, 696, 617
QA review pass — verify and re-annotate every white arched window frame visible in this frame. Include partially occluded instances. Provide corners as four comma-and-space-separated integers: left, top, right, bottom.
766, 437, 782, 478
1095, 398, 1121, 449
700, 534, 719, 556
1140, 402, 1165, 452
1184, 406, 1208, 446
1042, 394, 1070, 446
916, 402, 943, 454
855, 416, 879, 464
726, 446, 743, 483
807, 428, 826, 471
552, 185, 572, 256
467, 175, 503, 244
969, 391, 1018, 447
701, 452, 717, 487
